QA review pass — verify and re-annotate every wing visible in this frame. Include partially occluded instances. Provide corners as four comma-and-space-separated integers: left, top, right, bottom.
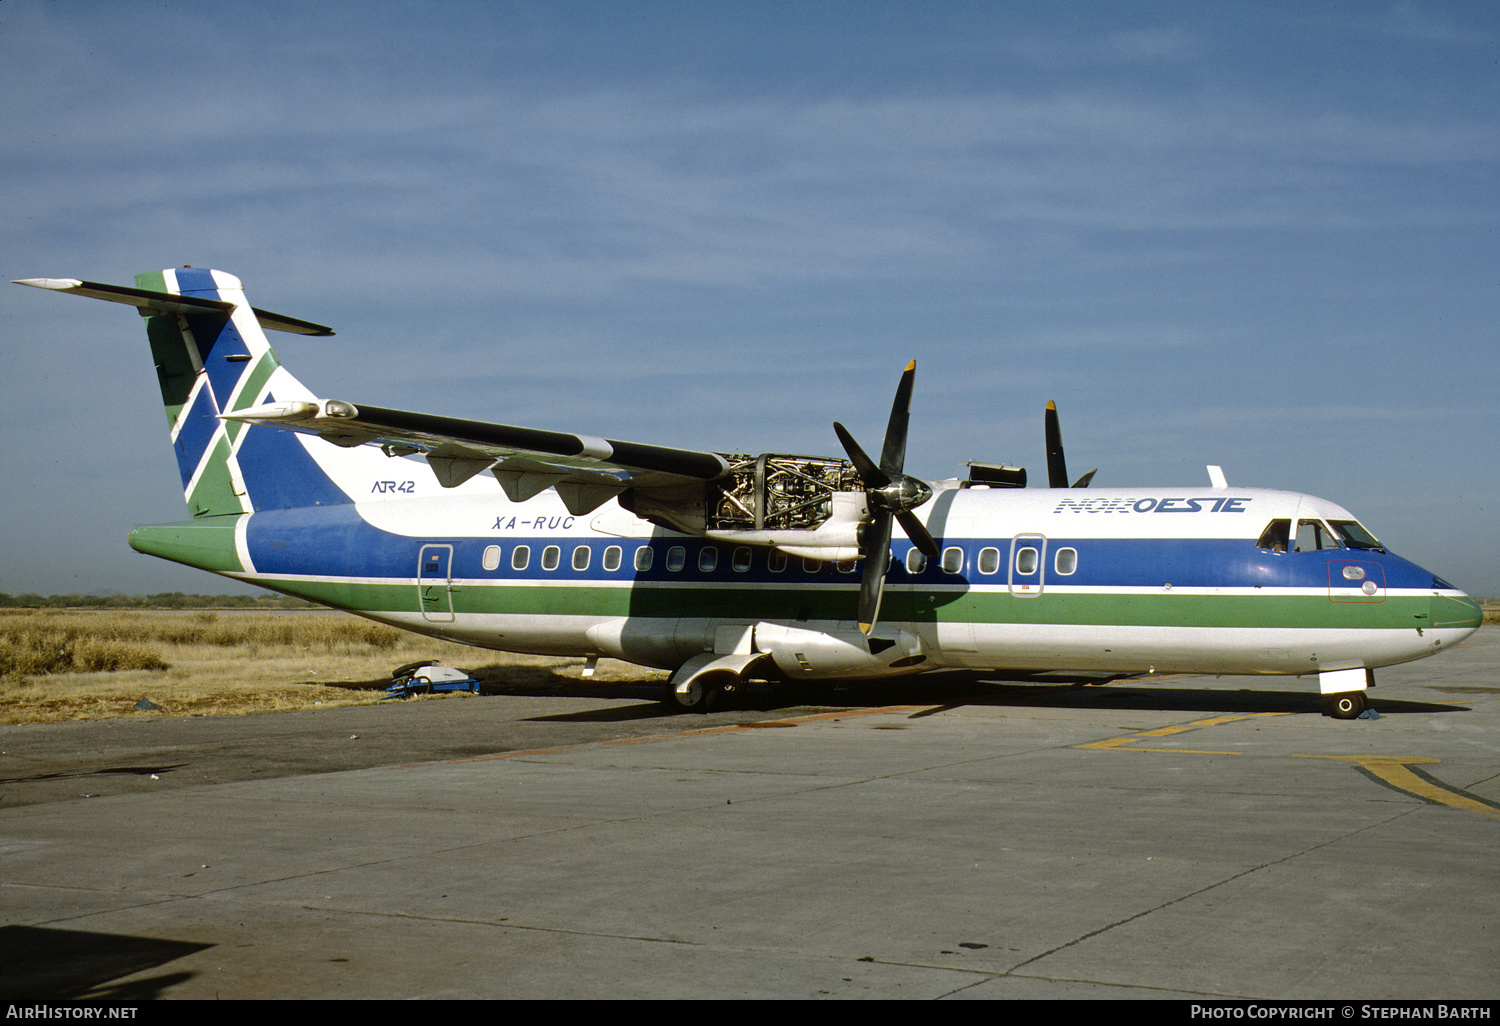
17, 271, 729, 518
223, 398, 730, 514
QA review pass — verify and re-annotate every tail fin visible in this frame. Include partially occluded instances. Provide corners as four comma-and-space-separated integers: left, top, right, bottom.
17, 269, 353, 517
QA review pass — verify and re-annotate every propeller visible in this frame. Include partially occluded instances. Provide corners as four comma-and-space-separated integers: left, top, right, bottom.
833, 361, 941, 634
1044, 400, 1096, 488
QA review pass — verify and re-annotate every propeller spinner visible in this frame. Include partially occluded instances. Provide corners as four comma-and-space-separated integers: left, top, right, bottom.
833, 361, 941, 634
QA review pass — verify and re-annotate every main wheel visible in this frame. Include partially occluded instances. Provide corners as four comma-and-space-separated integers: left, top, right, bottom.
1326, 691, 1367, 720
663, 673, 730, 714
664, 678, 708, 713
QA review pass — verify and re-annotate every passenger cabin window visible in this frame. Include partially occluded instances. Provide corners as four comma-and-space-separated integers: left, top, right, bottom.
941, 547, 964, 574
1256, 519, 1290, 553
572, 546, 590, 571
666, 546, 686, 572
768, 550, 788, 573
1015, 547, 1039, 575
603, 546, 622, 572
906, 549, 927, 574
978, 547, 1000, 574
511, 545, 530, 571
541, 545, 561, 571
1295, 519, 1342, 553
732, 547, 752, 572
633, 546, 653, 572
482, 545, 502, 571
698, 547, 718, 572
1054, 548, 1078, 575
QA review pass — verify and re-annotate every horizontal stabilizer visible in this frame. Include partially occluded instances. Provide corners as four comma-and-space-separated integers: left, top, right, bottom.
12, 277, 335, 336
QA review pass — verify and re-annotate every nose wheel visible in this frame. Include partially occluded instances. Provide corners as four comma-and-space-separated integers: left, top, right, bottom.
1325, 691, 1368, 720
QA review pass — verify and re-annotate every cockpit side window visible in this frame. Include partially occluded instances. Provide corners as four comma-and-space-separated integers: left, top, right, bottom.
1294, 519, 1342, 553
1327, 520, 1384, 551
1256, 519, 1290, 552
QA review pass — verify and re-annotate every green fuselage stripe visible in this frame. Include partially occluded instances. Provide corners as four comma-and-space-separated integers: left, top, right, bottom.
238, 575, 1431, 631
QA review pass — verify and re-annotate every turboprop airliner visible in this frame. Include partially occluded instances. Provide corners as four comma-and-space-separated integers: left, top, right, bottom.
15, 269, 1483, 717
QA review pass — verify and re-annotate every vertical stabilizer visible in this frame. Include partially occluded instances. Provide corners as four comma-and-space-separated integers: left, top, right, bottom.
137, 268, 280, 516
15, 269, 354, 518
144, 268, 359, 516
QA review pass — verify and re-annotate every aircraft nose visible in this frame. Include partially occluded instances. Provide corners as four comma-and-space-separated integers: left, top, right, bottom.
1431, 579, 1483, 635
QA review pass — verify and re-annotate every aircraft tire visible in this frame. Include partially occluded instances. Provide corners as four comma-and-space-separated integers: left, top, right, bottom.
1326, 691, 1367, 720
663, 672, 734, 714
663, 678, 710, 714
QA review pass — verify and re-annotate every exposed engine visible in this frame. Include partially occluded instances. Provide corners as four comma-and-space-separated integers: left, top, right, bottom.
622, 452, 864, 547
708, 453, 864, 531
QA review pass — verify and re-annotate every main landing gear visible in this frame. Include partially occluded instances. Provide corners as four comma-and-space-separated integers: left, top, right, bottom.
1324, 691, 1368, 720
663, 672, 737, 714
663, 652, 771, 714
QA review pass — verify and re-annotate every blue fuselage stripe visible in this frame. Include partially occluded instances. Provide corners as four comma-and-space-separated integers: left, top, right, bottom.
243, 506, 1436, 592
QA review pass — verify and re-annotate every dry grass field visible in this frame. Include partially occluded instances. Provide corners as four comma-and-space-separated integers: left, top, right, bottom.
0, 609, 662, 725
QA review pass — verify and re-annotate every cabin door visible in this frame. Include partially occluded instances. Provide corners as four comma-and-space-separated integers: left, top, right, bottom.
418, 544, 455, 622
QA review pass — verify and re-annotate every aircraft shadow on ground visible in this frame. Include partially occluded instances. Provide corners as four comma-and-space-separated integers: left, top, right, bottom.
314, 661, 1469, 720
929, 680, 1468, 718
0, 762, 191, 788
409, 665, 1470, 722
315, 663, 618, 696
0, 924, 210, 999
756, 675, 1469, 719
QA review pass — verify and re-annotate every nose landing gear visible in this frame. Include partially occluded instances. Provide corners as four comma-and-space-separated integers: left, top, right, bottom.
1325, 691, 1368, 720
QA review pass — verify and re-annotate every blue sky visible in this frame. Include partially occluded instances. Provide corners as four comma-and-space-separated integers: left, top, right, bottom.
1, 0, 1495, 597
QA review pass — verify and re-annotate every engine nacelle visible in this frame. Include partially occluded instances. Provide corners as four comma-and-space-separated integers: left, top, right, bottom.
707, 492, 865, 559
753, 622, 927, 680
622, 453, 869, 561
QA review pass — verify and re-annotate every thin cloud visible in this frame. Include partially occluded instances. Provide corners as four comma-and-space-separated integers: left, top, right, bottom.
1355, 2, 1492, 45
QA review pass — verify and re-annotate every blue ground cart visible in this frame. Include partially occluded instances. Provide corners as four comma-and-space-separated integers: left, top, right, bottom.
384, 661, 482, 699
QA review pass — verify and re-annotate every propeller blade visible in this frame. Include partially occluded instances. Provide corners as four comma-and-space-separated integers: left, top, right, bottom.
833, 421, 889, 489
896, 510, 940, 560
1072, 469, 1097, 488
856, 513, 894, 633
1045, 400, 1069, 488
879, 360, 916, 475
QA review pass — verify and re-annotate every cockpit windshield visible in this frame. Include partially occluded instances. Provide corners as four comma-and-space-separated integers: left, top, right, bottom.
1295, 519, 1342, 552
1327, 520, 1384, 551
